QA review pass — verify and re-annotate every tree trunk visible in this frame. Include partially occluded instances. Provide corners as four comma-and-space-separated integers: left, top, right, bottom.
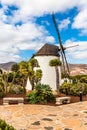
55, 66, 59, 93
3, 73, 8, 93
28, 74, 34, 90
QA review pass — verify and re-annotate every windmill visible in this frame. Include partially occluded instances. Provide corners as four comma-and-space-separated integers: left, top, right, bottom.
52, 13, 78, 77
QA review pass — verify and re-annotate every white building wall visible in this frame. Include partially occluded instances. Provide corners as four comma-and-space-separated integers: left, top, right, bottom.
35, 56, 61, 90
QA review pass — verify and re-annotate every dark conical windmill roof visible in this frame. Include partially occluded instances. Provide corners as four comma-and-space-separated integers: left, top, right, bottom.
34, 43, 60, 57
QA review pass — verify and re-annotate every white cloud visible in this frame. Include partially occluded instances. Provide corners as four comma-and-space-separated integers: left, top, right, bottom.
72, 0, 87, 35
0, 0, 87, 63
0, 51, 21, 63
0, 20, 55, 63
64, 40, 87, 61
59, 18, 70, 30
0, 0, 79, 23
72, 9, 87, 35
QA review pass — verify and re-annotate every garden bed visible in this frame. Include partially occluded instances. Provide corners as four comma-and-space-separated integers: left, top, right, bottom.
0, 93, 87, 105
0, 93, 26, 105
58, 93, 87, 103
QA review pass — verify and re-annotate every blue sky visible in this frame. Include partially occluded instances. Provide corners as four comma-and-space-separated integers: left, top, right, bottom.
0, 0, 87, 64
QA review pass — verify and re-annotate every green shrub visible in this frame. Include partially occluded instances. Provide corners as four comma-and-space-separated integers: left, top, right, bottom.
9, 84, 25, 94
0, 119, 16, 130
59, 82, 87, 96
26, 83, 55, 104
0, 93, 5, 98
70, 84, 81, 96
26, 91, 37, 104
0, 82, 4, 92
69, 75, 87, 84
59, 82, 72, 95
73, 83, 87, 96
80, 77, 87, 83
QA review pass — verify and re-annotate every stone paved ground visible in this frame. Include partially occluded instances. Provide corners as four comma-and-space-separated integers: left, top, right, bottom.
0, 101, 87, 130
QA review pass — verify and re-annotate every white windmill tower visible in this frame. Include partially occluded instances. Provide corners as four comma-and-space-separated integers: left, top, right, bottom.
33, 43, 61, 90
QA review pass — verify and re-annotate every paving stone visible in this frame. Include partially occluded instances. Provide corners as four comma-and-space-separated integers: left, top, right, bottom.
0, 102, 87, 130
44, 126, 53, 130
84, 123, 87, 125
73, 114, 78, 116
83, 111, 87, 114
20, 129, 27, 130
54, 126, 62, 130
31, 121, 40, 125
64, 128, 73, 130
62, 118, 82, 127
47, 114, 57, 116
42, 118, 53, 121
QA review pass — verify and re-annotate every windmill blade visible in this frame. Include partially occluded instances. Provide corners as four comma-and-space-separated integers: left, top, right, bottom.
52, 13, 64, 52
52, 12, 70, 74
52, 13, 65, 72
64, 44, 79, 50
60, 48, 66, 73
62, 50, 70, 74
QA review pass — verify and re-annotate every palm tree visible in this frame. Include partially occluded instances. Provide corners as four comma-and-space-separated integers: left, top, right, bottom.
19, 58, 42, 90
49, 59, 61, 92
28, 58, 42, 90
0, 68, 3, 74
19, 61, 29, 77
0, 68, 9, 93
19, 61, 29, 87
2, 72, 8, 93
11, 63, 20, 84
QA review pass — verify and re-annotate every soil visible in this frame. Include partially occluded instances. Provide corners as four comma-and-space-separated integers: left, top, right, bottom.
58, 93, 87, 103
0, 93, 87, 106
0, 93, 26, 105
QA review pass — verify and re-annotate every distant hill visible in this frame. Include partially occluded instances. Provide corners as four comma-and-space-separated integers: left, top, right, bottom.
0, 62, 87, 76
0, 62, 16, 71
69, 63, 87, 76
